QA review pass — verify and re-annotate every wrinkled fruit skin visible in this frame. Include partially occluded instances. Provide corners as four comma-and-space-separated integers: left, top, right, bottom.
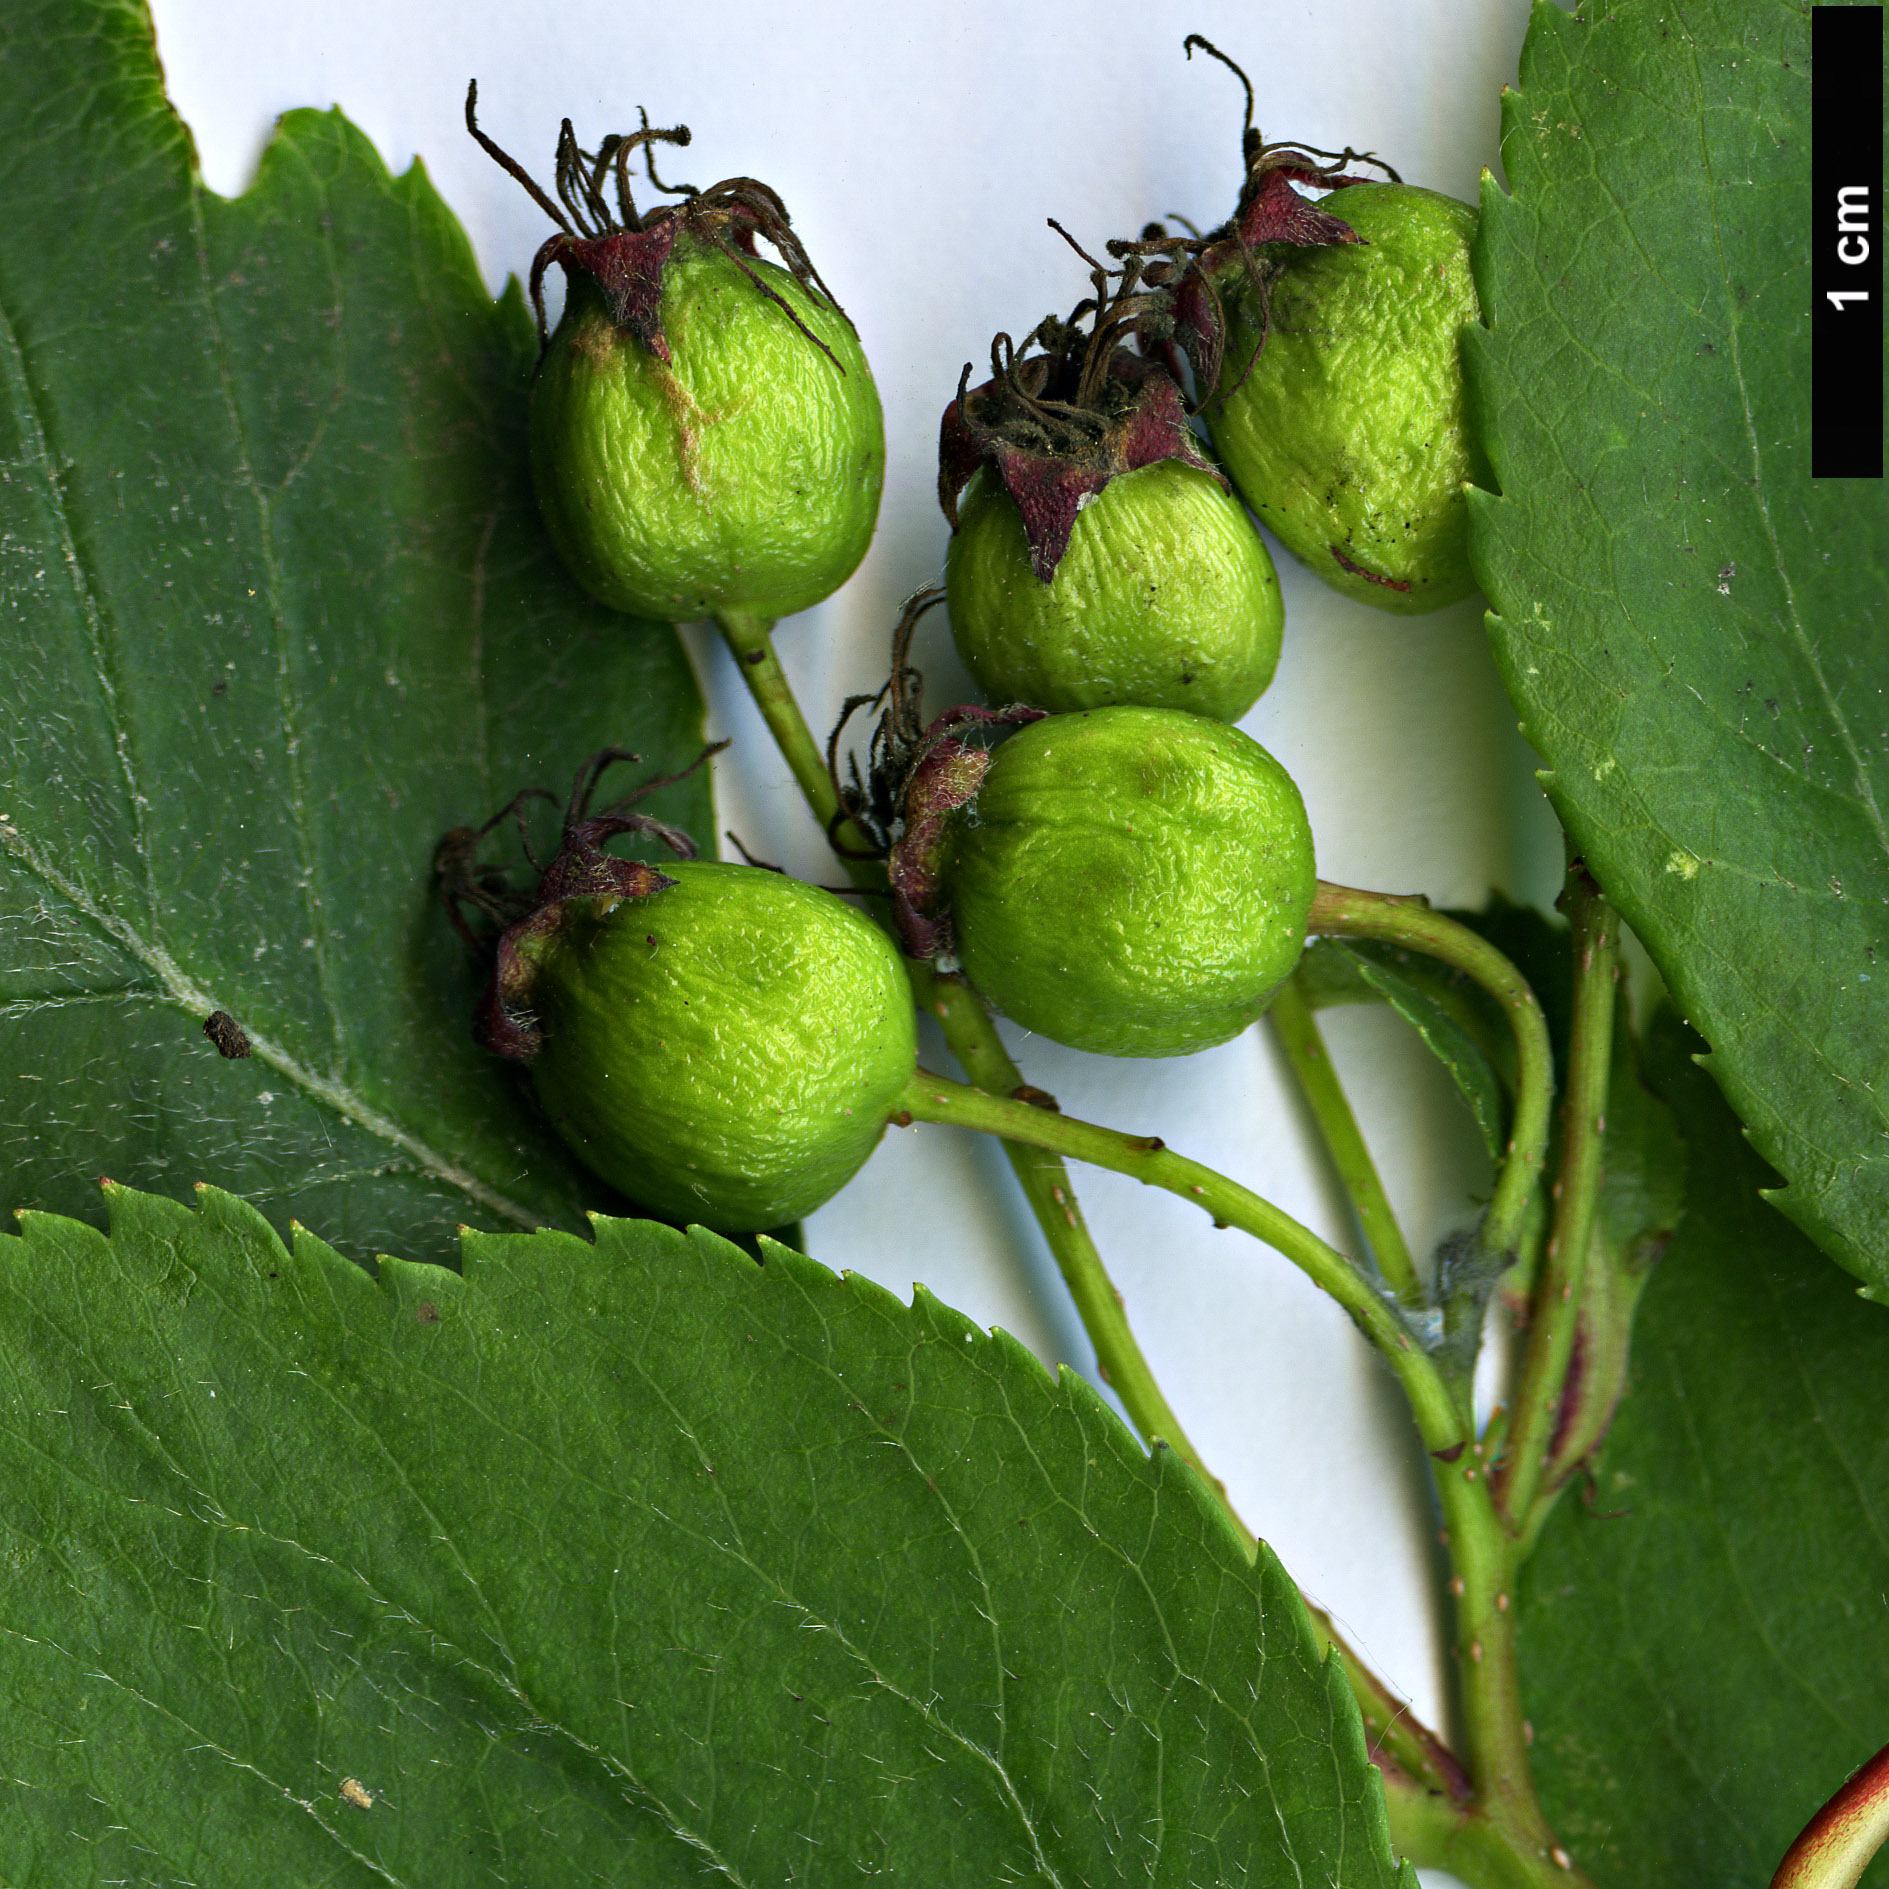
1209, 183, 1483, 614
944, 708, 1315, 1058
525, 863, 916, 1231
531, 239, 885, 621
945, 460, 1284, 720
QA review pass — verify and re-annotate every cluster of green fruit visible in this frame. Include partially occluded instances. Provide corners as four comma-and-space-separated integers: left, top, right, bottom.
454, 65, 1482, 1234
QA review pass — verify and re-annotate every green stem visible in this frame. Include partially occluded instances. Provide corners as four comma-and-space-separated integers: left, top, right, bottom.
1498, 861, 1619, 1536
709, 611, 1232, 1515
896, 1069, 1593, 1888
1391, 1775, 1600, 1889
912, 963, 1239, 1523
713, 608, 876, 864
1430, 1458, 1580, 1882
1304, 884, 1579, 1861
895, 1070, 1465, 1456
705, 620, 1543, 1872
1307, 882, 1555, 1282
1268, 971, 1422, 1306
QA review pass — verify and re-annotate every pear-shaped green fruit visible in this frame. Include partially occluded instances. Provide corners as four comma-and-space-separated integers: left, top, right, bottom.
1209, 182, 1483, 613
944, 707, 1315, 1057
945, 460, 1284, 719
526, 863, 915, 1231
531, 239, 885, 621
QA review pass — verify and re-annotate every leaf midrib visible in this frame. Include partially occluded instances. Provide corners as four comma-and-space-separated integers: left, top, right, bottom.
0, 820, 541, 1228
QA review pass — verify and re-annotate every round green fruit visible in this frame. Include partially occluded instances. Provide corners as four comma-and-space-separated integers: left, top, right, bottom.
526, 863, 915, 1231
531, 238, 885, 622
944, 460, 1284, 720
1209, 182, 1483, 613
943, 707, 1315, 1058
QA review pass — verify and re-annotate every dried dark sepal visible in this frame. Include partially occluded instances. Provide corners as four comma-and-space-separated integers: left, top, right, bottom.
937, 223, 1226, 585
886, 705, 1046, 960
1091, 37, 1403, 408
437, 745, 724, 1064
465, 82, 852, 366
823, 590, 1044, 960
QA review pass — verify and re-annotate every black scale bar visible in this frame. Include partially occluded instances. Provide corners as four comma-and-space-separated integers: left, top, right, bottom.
1811, 6, 1885, 478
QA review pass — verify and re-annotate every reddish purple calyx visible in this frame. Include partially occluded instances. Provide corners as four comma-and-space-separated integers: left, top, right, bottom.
536, 207, 765, 363
940, 363, 1223, 585
541, 221, 682, 361
477, 813, 687, 1063
1232, 161, 1369, 252
888, 706, 1047, 959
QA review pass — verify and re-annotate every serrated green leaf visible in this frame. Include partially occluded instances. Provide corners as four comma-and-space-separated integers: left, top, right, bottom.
1466, 0, 1889, 1291
0, 1184, 1407, 1886
0, 0, 708, 1266
1518, 1012, 1889, 1889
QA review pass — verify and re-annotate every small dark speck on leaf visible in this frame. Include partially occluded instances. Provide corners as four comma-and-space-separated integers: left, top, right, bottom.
415, 1301, 440, 1325
203, 1011, 251, 1058
211, 679, 227, 695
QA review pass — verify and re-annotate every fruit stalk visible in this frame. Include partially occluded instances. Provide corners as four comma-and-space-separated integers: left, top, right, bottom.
710, 610, 1232, 1507
1267, 969, 1422, 1304
896, 1068, 1596, 1889
1308, 882, 1554, 1292
894, 1070, 1463, 1452
1497, 860, 1619, 1536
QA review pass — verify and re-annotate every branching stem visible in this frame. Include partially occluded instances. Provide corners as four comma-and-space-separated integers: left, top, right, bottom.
895, 1070, 1464, 1453
1308, 881, 1555, 1283
1268, 970, 1422, 1305
896, 1068, 1596, 1889
702, 640, 1582, 1882
710, 610, 1230, 1509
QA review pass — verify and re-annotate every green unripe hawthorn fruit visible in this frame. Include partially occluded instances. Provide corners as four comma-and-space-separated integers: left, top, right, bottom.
508, 862, 915, 1232
944, 459, 1284, 720
1209, 182, 1482, 613
940, 707, 1315, 1058
467, 90, 884, 623
533, 243, 884, 621
936, 246, 1280, 717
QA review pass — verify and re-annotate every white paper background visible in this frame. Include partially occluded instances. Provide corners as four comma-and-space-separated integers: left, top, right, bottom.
146, 4, 1566, 1878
